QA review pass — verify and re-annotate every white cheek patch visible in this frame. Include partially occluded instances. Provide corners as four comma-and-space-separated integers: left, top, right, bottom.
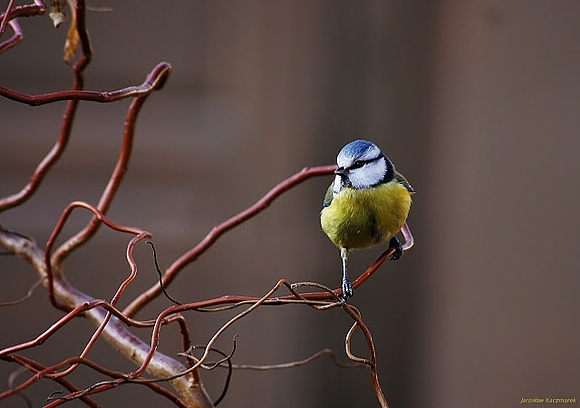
348, 159, 387, 189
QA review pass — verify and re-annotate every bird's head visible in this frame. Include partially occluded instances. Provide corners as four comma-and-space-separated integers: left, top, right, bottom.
333, 140, 394, 192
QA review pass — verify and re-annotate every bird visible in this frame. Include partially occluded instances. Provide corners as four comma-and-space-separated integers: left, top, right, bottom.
320, 139, 414, 300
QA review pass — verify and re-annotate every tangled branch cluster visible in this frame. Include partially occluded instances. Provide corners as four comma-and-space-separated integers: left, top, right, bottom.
0, 2, 413, 407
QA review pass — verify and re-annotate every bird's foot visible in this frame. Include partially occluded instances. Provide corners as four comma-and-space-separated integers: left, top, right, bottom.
340, 277, 354, 301
388, 236, 404, 260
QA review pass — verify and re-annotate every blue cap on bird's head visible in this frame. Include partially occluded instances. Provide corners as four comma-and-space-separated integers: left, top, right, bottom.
337, 140, 381, 165
333, 139, 393, 190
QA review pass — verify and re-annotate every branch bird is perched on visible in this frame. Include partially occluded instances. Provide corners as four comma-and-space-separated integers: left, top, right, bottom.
320, 140, 414, 300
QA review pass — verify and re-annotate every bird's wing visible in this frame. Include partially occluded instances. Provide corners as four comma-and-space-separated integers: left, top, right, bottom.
395, 171, 415, 193
322, 182, 334, 208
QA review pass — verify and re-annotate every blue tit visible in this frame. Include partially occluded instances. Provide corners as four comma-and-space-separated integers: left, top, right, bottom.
320, 139, 414, 300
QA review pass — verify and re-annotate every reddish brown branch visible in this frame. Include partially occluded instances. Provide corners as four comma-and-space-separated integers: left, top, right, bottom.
43, 201, 151, 308
0, 2, 410, 405
0, 0, 17, 36
51, 62, 171, 265
0, 207, 211, 406
0, 18, 21, 53
342, 304, 389, 408
124, 222, 414, 315
123, 164, 337, 317
0, 300, 126, 358
73, 0, 92, 63
2, 354, 189, 408
1, 192, 410, 406
0, 297, 192, 359
0, 0, 46, 21
128, 280, 298, 379
0, 62, 171, 212
144, 279, 391, 406
0, 64, 171, 106
0, 1, 87, 215
2, 354, 102, 408
0, 291, 211, 406
0, 2, 207, 406
124, 164, 413, 317
0, 0, 23, 54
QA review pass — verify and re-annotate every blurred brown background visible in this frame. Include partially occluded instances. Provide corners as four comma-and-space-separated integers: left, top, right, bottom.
1, 1, 579, 407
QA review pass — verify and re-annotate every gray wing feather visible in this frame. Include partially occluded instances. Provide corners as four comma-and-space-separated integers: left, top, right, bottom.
395, 171, 415, 193
322, 182, 334, 207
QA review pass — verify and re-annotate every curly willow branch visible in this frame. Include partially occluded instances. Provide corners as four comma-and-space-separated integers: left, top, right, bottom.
123, 165, 336, 317
0, 2, 413, 406
123, 164, 414, 316
0, 19, 22, 54
224, 348, 363, 370
147, 280, 391, 407
0, 61, 172, 212
342, 303, 389, 408
0, 0, 93, 210
50, 62, 171, 266
0, 3, 205, 400
0, 1, 46, 53
1, 354, 189, 408
2, 354, 101, 408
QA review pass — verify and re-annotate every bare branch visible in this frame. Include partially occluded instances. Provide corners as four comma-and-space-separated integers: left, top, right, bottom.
2, 354, 102, 407
341, 303, 389, 408
0, 2, 413, 406
0, 62, 171, 212
0, 278, 42, 307
0, 64, 171, 106
2, 354, 189, 408
123, 165, 336, 317
225, 348, 363, 371
0, 19, 21, 53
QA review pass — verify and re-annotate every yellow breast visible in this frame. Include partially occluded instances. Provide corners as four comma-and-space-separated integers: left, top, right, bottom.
320, 181, 412, 251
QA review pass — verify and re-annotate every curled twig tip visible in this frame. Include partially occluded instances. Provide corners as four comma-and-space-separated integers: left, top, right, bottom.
146, 241, 182, 306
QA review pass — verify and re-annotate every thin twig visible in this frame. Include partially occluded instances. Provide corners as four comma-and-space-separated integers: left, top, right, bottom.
0, 60, 170, 212
0, 278, 42, 307
123, 165, 336, 317
123, 222, 414, 316
7, 366, 33, 408
341, 303, 389, 408
0, 0, 89, 214
131, 279, 298, 379
3, 354, 188, 408
2, 354, 102, 407
179, 340, 237, 406
51, 62, 171, 266
226, 348, 363, 370
43, 201, 151, 308
147, 241, 182, 305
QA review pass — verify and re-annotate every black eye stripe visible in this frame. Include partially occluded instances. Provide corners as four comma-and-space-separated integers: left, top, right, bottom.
350, 155, 382, 169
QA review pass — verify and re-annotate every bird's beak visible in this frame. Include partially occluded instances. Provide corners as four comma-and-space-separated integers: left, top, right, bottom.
334, 167, 347, 176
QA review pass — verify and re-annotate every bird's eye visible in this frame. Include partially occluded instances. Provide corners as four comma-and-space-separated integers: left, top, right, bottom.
351, 160, 364, 169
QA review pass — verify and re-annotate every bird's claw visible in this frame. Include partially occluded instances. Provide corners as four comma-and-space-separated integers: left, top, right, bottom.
340, 277, 354, 301
388, 236, 404, 260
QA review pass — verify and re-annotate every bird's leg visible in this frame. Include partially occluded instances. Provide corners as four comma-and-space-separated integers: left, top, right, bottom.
340, 248, 353, 300
388, 236, 404, 260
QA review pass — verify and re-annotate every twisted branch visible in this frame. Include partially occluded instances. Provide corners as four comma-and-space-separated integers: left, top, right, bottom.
0, 2, 412, 406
